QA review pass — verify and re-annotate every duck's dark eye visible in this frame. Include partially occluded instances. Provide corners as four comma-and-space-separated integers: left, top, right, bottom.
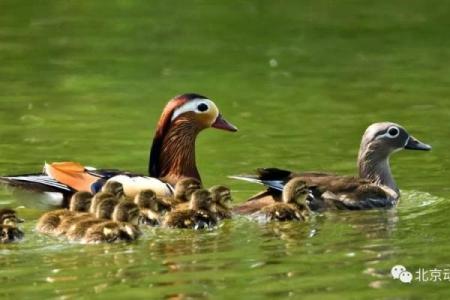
387, 127, 399, 138
197, 103, 208, 112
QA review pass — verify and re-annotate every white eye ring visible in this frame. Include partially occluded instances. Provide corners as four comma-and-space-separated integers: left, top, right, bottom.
386, 126, 400, 138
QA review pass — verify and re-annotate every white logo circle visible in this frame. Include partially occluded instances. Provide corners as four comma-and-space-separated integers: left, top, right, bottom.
391, 265, 406, 279
399, 271, 413, 283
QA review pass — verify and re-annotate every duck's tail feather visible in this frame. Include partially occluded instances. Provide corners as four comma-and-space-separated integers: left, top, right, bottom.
228, 174, 285, 192
0, 174, 72, 193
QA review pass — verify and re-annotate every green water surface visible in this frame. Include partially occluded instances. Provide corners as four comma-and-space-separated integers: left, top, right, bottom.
1, 1, 449, 299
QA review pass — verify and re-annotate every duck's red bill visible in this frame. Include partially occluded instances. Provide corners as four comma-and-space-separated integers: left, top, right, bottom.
212, 114, 238, 132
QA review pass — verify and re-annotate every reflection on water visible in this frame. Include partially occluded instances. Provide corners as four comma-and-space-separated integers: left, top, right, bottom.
1, 0, 450, 298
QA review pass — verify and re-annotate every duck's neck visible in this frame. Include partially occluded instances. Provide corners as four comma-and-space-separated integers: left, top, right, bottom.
358, 149, 399, 195
157, 119, 201, 185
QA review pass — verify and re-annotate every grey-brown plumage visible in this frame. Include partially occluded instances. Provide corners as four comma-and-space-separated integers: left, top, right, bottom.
172, 177, 202, 204
134, 190, 171, 226
1, 224, 24, 243
57, 194, 117, 237
233, 122, 431, 212
36, 191, 92, 234
82, 201, 142, 244
82, 221, 140, 244
163, 189, 217, 229
66, 197, 119, 241
101, 181, 125, 199
259, 178, 311, 222
209, 185, 233, 219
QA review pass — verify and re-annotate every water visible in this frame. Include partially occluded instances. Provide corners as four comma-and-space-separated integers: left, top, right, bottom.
1, 0, 450, 299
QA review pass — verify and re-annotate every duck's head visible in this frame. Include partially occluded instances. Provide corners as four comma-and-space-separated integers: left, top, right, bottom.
95, 197, 119, 220
359, 122, 431, 159
149, 94, 238, 180
90, 192, 115, 214
101, 181, 125, 199
1, 225, 23, 243
112, 201, 140, 225
189, 189, 213, 211
162, 93, 238, 133
134, 189, 157, 209
69, 192, 93, 213
174, 178, 202, 202
283, 178, 310, 207
209, 185, 233, 208
0, 209, 24, 227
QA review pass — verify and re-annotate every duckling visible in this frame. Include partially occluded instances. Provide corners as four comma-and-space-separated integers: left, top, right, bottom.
101, 180, 125, 200
0, 208, 24, 227
134, 190, 171, 226
259, 178, 311, 222
171, 177, 202, 205
36, 191, 92, 234
66, 197, 119, 241
0, 224, 24, 243
163, 189, 217, 230
82, 201, 142, 244
209, 185, 233, 219
56, 192, 115, 236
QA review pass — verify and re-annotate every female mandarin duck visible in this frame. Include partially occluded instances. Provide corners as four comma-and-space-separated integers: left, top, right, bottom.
0, 94, 237, 206
232, 122, 431, 212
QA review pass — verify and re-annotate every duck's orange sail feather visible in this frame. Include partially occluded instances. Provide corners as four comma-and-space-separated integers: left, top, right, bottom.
45, 162, 100, 192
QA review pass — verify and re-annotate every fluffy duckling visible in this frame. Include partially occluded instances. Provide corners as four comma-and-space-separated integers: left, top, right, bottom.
0, 208, 24, 227
209, 185, 233, 219
0, 208, 24, 242
259, 178, 311, 222
56, 193, 116, 236
36, 192, 92, 234
170, 178, 202, 207
101, 180, 125, 200
66, 197, 119, 241
1, 224, 24, 243
82, 201, 142, 244
163, 189, 217, 230
134, 190, 171, 226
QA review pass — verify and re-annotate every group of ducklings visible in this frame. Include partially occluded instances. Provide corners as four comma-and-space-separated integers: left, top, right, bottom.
2, 177, 311, 244
34, 178, 234, 243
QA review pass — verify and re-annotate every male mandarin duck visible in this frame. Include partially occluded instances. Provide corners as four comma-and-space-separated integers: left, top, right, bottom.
0, 94, 237, 207
232, 122, 431, 213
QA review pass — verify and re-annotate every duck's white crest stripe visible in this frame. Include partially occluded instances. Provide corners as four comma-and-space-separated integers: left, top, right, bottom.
171, 99, 214, 122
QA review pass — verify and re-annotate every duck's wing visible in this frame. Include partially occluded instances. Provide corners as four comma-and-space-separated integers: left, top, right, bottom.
231, 168, 396, 210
